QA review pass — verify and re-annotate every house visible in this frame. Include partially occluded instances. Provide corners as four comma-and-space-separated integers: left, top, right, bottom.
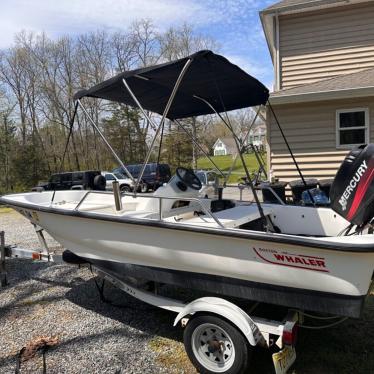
213, 124, 267, 156
248, 123, 266, 148
213, 137, 237, 156
260, 0, 374, 183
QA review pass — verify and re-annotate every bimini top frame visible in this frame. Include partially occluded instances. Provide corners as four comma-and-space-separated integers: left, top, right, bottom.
74, 50, 277, 228
74, 50, 273, 228
73, 50, 272, 227
74, 50, 270, 119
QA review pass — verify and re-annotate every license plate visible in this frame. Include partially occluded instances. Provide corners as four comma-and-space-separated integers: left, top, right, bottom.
272, 345, 296, 374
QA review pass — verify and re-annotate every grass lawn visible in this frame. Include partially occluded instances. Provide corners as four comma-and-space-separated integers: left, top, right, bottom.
0, 207, 13, 214
196, 153, 266, 183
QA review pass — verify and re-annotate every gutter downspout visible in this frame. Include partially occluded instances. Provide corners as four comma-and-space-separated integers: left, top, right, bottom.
275, 12, 280, 91
267, 12, 280, 180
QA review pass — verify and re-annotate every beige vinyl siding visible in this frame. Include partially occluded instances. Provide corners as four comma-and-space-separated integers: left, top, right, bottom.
267, 98, 374, 182
279, 2, 374, 89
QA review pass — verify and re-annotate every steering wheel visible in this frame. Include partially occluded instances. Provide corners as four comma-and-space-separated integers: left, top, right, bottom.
176, 167, 202, 191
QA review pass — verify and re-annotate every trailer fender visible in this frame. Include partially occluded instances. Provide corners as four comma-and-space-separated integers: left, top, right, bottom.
173, 297, 262, 346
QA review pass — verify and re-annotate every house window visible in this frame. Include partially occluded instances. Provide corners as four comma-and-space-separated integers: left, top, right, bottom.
336, 108, 369, 148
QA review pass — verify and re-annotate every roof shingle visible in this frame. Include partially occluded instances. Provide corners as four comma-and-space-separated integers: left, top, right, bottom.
271, 67, 374, 97
219, 137, 237, 150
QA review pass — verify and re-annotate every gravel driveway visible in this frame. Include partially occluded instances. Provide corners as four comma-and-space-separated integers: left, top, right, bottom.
1, 209, 373, 374
0, 209, 197, 374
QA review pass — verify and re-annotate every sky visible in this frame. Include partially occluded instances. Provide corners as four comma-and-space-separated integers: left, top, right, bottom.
0, 0, 275, 88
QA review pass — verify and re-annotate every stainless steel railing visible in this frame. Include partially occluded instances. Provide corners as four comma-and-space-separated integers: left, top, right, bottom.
55, 190, 225, 228
225, 183, 286, 205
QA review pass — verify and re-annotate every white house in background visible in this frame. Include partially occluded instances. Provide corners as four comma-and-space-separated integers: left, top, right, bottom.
213, 137, 237, 156
248, 124, 266, 148
213, 125, 267, 155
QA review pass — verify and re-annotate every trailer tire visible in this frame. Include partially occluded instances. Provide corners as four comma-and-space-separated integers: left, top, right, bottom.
184, 314, 252, 374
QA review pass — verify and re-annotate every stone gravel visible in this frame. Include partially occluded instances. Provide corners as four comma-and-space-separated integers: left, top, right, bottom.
2, 209, 372, 374
0, 210, 197, 374
1, 209, 62, 252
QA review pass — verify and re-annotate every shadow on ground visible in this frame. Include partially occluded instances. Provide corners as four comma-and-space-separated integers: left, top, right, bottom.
2, 260, 373, 373
63, 274, 374, 374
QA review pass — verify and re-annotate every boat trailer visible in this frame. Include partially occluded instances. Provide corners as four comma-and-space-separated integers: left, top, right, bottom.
1, 228, 300, 374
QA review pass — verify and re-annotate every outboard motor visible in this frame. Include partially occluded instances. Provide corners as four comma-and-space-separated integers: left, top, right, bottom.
330, 144, 374, 226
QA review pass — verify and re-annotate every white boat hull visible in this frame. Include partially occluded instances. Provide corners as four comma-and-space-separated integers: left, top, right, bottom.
2, 190, 373, 317
15, 206, 374, 317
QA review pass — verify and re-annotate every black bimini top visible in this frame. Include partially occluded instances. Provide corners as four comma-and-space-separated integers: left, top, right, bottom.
73, 50, 269, 120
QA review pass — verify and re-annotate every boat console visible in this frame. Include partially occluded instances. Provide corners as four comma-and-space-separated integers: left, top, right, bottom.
153, 167, 201, 198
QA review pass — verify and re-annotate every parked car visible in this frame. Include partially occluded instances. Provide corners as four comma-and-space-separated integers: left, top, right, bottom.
101, 171, 147, 193
32, 171, 106, 191
195, 170, 219, 198
113, 163, 171, 191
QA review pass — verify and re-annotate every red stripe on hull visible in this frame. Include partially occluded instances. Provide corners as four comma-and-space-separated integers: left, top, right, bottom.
253, 248, 329, 273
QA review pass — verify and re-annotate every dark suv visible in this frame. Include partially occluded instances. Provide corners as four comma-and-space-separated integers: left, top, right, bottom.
113, 163, 171, 191
32, 171, 106, 191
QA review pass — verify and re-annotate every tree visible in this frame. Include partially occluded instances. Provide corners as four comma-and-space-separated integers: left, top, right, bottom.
0, 96, 16, 193
0, 22, 220, 193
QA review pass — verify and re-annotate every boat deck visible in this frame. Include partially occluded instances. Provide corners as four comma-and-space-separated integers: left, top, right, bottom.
46, 198, 271, 229
164, 204, 273, 228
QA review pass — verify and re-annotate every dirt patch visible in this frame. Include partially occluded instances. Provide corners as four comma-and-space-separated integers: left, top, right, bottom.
148, 336, 197, 374
0, 207, 15, 214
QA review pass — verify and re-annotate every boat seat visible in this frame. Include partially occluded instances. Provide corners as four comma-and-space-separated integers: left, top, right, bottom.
173, 204, 273, 228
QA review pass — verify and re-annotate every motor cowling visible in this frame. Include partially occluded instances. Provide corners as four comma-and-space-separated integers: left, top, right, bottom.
330, 144, 374, 226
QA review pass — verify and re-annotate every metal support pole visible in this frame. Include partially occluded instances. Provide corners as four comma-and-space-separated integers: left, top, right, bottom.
59, 101, 79, 174
238, 184, 245, 201
156, 120, 165, 165
34, 225, 51, 260
268, 101, 315, 206
193, 95, 242, 145
122, 58, 193, 193
225, 156, 238, 186
233, 132, 272, 231
112, 181, 123, 211
193, 96, 271, 231
158, 198, 163, 221
251, 144, 267, 181
224, 107, 261, 185
77, 100, 136, 185
0, 231, 8, 287
174, 120, 226, 178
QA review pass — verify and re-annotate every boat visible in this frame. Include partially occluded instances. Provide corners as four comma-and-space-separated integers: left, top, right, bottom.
1, 50, 373, 319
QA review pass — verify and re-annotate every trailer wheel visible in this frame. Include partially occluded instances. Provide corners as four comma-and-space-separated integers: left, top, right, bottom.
184, 315, 252, 374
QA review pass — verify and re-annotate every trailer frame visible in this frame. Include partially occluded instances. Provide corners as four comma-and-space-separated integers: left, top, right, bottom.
1, 229, 299, 374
